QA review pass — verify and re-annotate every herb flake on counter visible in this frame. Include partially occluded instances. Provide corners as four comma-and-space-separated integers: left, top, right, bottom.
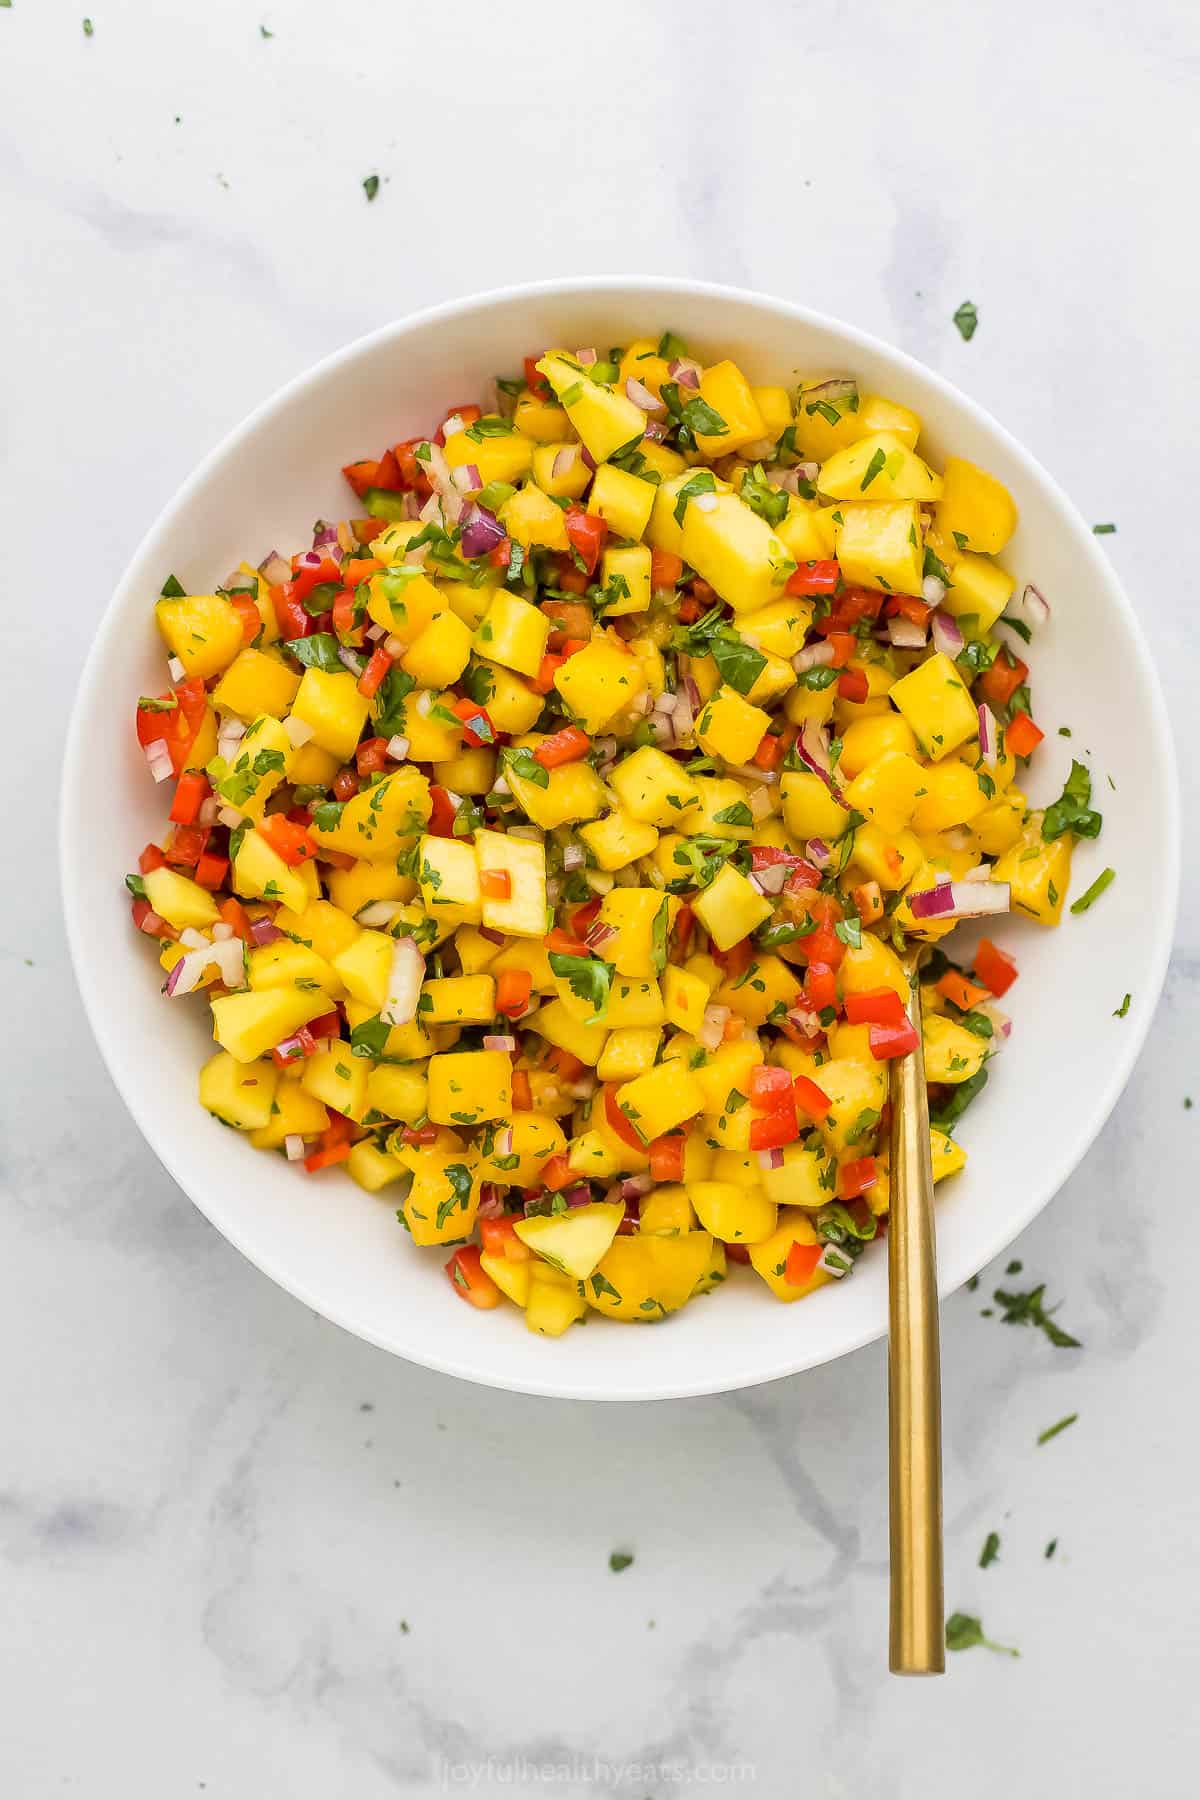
953, 300, 978, 341
259, 22, 273, 35
992, 1281, 1081, 1348
83, 16, 93, 33
945, 1612, 1018, 1657
1037, 1412, 1079, 1446
1113, 993, 1132, 1019
1070, 867, 1115, 914
363, 174, 380, 202
609, 1550, 634, 1573
979, 1531, 1001, 1569
1092, 522, 1117, 535
1045, 1539, 1059, 1559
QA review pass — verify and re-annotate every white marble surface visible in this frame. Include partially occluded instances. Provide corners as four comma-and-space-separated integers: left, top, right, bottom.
2, 0, 1197, 1792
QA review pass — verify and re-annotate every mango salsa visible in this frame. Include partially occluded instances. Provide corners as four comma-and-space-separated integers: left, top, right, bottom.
126, 322, 1087, 1343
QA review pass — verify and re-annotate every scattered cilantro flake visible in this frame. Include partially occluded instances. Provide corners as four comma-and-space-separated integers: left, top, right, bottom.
992, 1282, 1081, 1348
363, 174, 380, 203
259, 22, 272, 36
1045, 1539, 1058, 1559
979, 1531, 1001, 1569
83, 15, 94, 33
548, 952, 613, 1025
1038, 1412, 1079, 1446
608, 1550, 634, 1573
1092, 522, 1117, 535
1070, 867, 1115, 914
945, 1612, 1018, 1657
1042, 760, 1102, 842
952, 300, 979, 342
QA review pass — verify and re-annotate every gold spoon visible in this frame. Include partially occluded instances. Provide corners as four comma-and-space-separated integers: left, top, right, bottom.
887, 947, 944, 1674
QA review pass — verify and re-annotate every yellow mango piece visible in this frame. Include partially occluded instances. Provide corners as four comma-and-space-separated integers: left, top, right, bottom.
691, 862, 772, 951
597, 1026, 662, 1083
780, 769, 851, 842
499, 483, 569, 553
198, 1051, 278, 1131
584, 1232, 714, 1320
155, 593, 244, 680
737, 595, 814, 660
589, 464, 656, 541
364, 1063, 428, 1125
748, 1207, 831, 1301
527, 999, 608, 1067
614, 1062, 704, 1144
426, 1049, 513, 1126
401, 1151, 480, 1246
473, 589, 551, 677
695, 685, 770, 766
330, 928, 395, 1011
680, 491, 793, 614
416, 834, 481, 927
444, 419, 533, 487
818, 432, 943, 503
992, 814, 1073, 924
814, 1056, 888, 1158
833, 500, 924, 596
911, 759, 989, 834
248, 1074, 329, 1150
211, 648, 300, 721
839, 712, 918, 779
475, 828, 547, 939
888, 652, 979, 761
142, 865, 220, 931
505, 753, 606, 831
472, 661, 543, 735
844, 749, 928, 835
579, 806, 659, 872
514, 1202, 625, 1280
420, 975, 496, 1026
401, 612, 473, 689
554, 639, 646, 734
301, 1040, 371, 1122
791, 388, 922, 463
531, 442, 591, 500
512, 390, 571, 443
690, 1180, 778, 1245
694, 359, 767, 457
597, 887, 675, 980
210, 987, 331, 1064
535, 353, 647, 463
608, 744, 700, 827
935, 456, 1017, 555
662, 964, 711, 1033
940, 551, 1015, 632
365, 566, 444, 643
923, 1011, 989, 1083
230, 830, 308, 914
247, 938, 342, 997
599, 543, 652, 617
290, 668, 370, 762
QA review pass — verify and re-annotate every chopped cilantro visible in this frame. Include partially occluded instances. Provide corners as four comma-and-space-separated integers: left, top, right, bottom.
952, 300, 978, 341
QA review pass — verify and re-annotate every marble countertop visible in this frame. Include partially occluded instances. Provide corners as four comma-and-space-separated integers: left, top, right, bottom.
3, 0, 1197, 1793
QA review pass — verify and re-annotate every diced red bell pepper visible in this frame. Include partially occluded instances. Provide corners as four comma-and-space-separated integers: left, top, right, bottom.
479, 1215, 531, 1262
138, 843, 167, 874
724, 1241, 752, 1264
564, 507, 608, 576
544, 1047, 584, 1082
648, 1134, 685, 1182
427, 785, 457, 837
333, 768, 360, 802
568, 897, 602, 938
785, 1240, 823, 1284
838, 1156, 878, 1200
307, 1011, 342, 1040
533, 725, 590, 770
749, 1065, 795, 1111
258, 814, 317, 866
445, 1246, 502, 1309
272, 1026, 317, 1069
546, 927, 589, 957
392, 439, 434, 495
489, 537, 513, 569
868, 1018, 920, 1060
495, 968, 531, 1019
342, 459, 381, 500
539, 1152, 575, 1192
481, 868, 513, 902
844, 987, 906, 1027
552, 561, 591, 596
332, 586, 362, 643
605, 1083, 646, 1152
270, 584, 311, 640
450, 695, 495, 747
288, 557, 342, 605
351, 740, 386, 779
303, 1139, 352, 1173
1005, 711, 1044, 758
651, 548, 683, 590
837, 667, 869, 703
541, 598, 593, 642
672, 902, 695, 959
852, 880, 884, 924
974, 938, 1018, 997
804, 961, 839, 1012
194, 851, 230, 891
400, 1123, 438, 1147
372, 448, 405, 492
131, 897, 177, 940
531, 651, 567, 694
218, 897, 252, 941
436, 403, 482, 446
165, 824, 209, 869
510, 1070, 532, 1112
358, 645, 393, 699
523, 354, 552, 400
169, 770, 209, 826
230, 591, 261, 645
749, 1110, 799, 1152
978, 647, 1029, 710
824, 632, 857, 669
936, 969, 991, 1011
752, 728, 789, 771
786, 559, 841, 596
793, 1075, 832, 1123
136, 678, 207, 776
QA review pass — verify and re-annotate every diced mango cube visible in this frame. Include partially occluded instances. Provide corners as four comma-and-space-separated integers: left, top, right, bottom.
589, 464, 656, 541
888, 652, 979, 761
426, 1049, 513, 1125
691, 862, 772, 950
935, 456, 1017, 555
695, 685, 770, 766
290, 668, 370, 762
833, 500, 924, 596
554, 639, 646, 733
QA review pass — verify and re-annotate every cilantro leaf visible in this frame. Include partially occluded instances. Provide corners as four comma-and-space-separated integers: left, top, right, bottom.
501, 745, 550, 790
548, 952, 613, 1024
952, 300, 978, 342
372, 666, 416, 738
1042, 760, 1102, 842
285, 633, 345, 673
740, 464, 789, 527
945, 1612, 1018, 1657
672, 469, 717, 527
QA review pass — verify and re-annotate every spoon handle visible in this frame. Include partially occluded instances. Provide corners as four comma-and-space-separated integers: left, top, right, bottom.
888, 960, 944, 1675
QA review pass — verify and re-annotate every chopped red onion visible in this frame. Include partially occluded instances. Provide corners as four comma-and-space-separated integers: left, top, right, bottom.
563, 1183, 592, 1208
459, 504, 505, 558
337, 647, 365, 677
786, 1004, 823, 1037
386, 734, 410, 762
802, 377, 858, 405
249, 917, 283, 946
380, 936, 425, 1026
750, 863, 789, 897
698, 1004, 730, 1051
284, 1134, 306, 1162
364, 623, 386, 643
667, 358, 701, 389
976, 1001, 1012, 1041
211, 921, 234, 942
483, 1036, 517, 1055
757, 1147, 785, 1172
356, 900, 402, 927
167, 655, 186, 683
258, 551, 290, 586
478, 926, 505, 945
908, 879, 1011, 920
764, 466, 802, 496
450, 464, 481, 494
217, 806, 245, 831
796, 720, 842, 796
562, 843, 585, 871
792, 641, 836, 673
476, 1184, 506, 1220
585, 921, 617, 950
552, 445, 581, 480
575, 348, 598, 367
817, 1244, 851, 1279
643, 418, 667, 443
143, 739, 173, 784
493, 1127, 515, 1158
1014, 582, 1051, 631
273, 1032, 309, 1063
384, 634, 407, 659
580, 445, 597, 472
930, 610, 964, 658
441, 413, 465, 439
747, 785, 775, 824
806, 838, 832, 869
922, 574, 947, 606
725, 763, 777, 786
625, 376, 663, 413
179, 927, 208, 950
888, 615, 929, 649
977, 703, 998, 765
620, 1173, 655, 1200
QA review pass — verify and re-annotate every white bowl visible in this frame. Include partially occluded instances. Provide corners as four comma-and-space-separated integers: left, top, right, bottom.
60, 278, 1179, 1401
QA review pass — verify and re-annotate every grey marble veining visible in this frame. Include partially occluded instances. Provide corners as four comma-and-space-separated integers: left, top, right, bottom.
2, 0, 1197, 1793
